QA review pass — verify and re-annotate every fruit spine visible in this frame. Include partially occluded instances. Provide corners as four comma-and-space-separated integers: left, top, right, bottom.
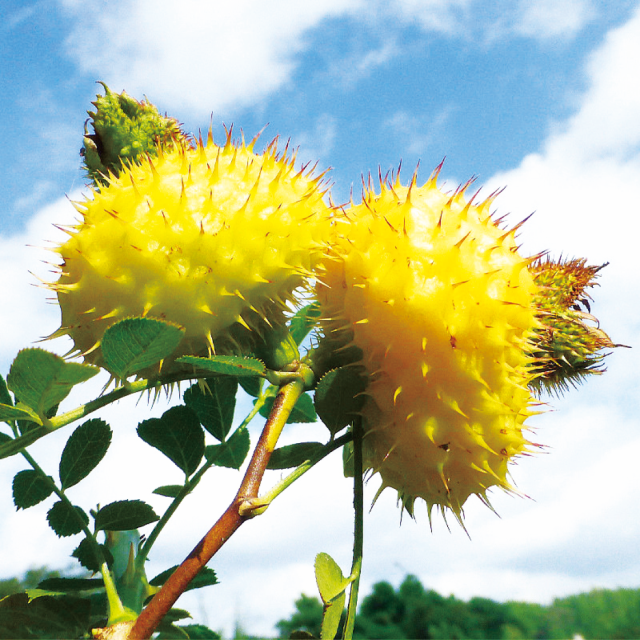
50, 130, 333, 375
316, 167, 542, 523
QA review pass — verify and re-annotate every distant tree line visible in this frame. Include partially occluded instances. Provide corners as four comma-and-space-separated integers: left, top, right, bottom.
276, 575, 640, 639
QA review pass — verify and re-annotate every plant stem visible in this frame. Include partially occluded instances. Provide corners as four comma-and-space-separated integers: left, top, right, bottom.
128, 375, 306, 640
343, 418, 364, 640
260, 431, 353, 505
18, 447, 129, 623
138, 386, 271, 566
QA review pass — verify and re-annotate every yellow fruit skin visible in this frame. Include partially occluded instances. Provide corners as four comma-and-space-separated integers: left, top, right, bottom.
51, 132, 332, 374
317, 169, 541, 522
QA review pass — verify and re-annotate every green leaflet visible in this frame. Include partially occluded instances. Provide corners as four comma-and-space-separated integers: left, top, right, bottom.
204, 426, 251, 470
150, 565, 218, 592
6, 348, 98, 418
177, 355, 266, 377
101, 317, 185, 379
137, 406, 205, 477
183, 379, 237, 441
46, 501, 89, 538
12, 469, 54, 510
94, 500, 159, 531
59, 419, 112, 490
267, 442, 325, 470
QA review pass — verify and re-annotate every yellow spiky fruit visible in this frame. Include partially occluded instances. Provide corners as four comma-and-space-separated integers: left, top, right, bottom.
316, 167, 542, 523
50, 131, 332, 375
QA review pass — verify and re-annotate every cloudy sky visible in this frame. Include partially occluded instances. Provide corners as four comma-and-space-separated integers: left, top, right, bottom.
1, 0, 639, 636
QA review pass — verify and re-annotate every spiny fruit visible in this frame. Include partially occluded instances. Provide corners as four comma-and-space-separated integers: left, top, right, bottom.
49, 130, 332, 376
529, 256, 618, 395
316, 166, 542, 524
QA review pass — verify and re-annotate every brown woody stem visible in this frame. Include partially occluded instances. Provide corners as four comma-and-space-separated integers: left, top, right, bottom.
128, 375, 305, 639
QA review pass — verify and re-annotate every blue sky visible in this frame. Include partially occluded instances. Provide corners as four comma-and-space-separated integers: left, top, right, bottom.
1, 0, 640, 636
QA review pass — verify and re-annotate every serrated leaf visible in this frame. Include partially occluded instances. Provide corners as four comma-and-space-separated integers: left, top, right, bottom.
289, 302, 321, 345
177, 355, 266, 377
314, 367, 368, 436
315, 552, 350, 604
259, 391, 317, 423
153, 484, 184, 498
12, 469, 54, 509
321, 591, 346, 640
71, 538, 113, 572
150, 565, 218, 592
137, 406, 204, 476
0, 374, 12, 406
101, 317, 185, 379
204, 426, 250, 469
179, 624, 222, 639
267, 442, 325, 470
37, 577, 103, 592
0, 592, 93, 639
184, 378, 237, 441
7, 348, 98, 416
59, 419, 112, 490
47, 501, 89, 537
94, 499, 159, 531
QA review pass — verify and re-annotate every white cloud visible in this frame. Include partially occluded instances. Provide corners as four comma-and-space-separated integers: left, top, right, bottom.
515, 0, 596, 40
59, 0, 365, 118
486, 4, 640, 288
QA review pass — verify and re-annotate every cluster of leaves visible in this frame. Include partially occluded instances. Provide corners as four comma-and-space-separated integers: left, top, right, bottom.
0, 305, 367, 638
277, 575, 640, 640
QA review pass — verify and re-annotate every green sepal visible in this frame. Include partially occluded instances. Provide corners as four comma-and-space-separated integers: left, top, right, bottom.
204, 426, 250, 469
153, 484, 184, 498
101, 317, 185, 379
46, 501, 89, 537
314, 367, 368, 436
255, 324, 300, 370
267, 442, 325, 469
82, 83, 186, 185
259, 391, 317, 424
94, 500, 159, 531
59, 419, 112, 490
177, 355, 266, 377
6, 348, 98, 418
137, 406, 204, 476
289, 302, 321, 346
150, 565, 218, 592
183, 379, 237, 441
12, 469, 54, 509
